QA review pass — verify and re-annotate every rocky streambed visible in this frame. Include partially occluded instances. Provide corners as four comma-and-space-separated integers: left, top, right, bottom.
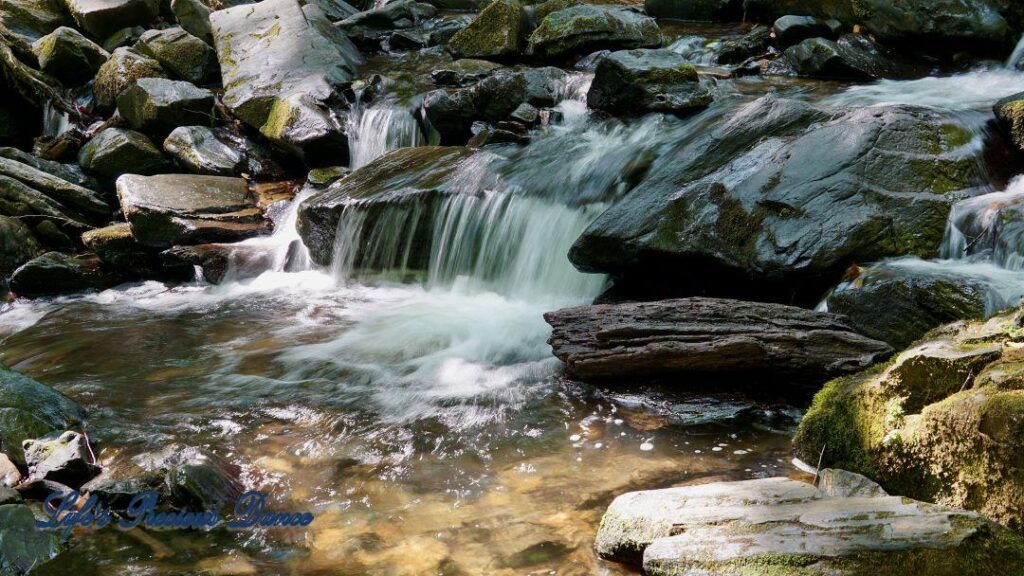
3, 0, 1024, 574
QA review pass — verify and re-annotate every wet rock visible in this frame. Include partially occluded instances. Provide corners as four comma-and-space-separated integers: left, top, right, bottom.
306, 0, 359, 21
63, 0, 160, 39
783, 34, 902, 80
0, 363, 85, 469
716, 24, 771, 64
0, 454, 21, 488
570, 96, 989, 303
10, 252, 114, 296
162, 243, 274, 283
135, 27, 217, 84
307, 165, 349, 186
644, 0, 740, 20
387, 29, 425, 50
32, 26, 109, 85
211, 0, 363, 166
92, 47, 167, 110
32, 220, 74, 251
596, 472, 1024, 572
170, 0, 213, 44
772, 14, 839, 47
0, 0, 71, 47
0, 217, 40, 278
337, 0, 437, 47
446, 0, 527, 60
421, 88, 479, 143
0, 175, 92, 230
0, 486, 19, 506
526, 5, 660, 61
101, 25, 147, 52
586, 49, 712, 115
117, 173, 269, 247
80, 468, 164, 511
82, 223, 167, 277
793, 307, 1024, 533
164, 126, 246, 176
0, 156, 109, 221
165, 447, 243, 512
425, 16, 470, 46
117, 78, 215, 138
0, 504, 64, 574
78, 128, 170, 178
826, 261, 987, 349
544, 297, 891, 382
994, 92, 1024, 152
0, 147, 98, 190
22, 431, 99, 487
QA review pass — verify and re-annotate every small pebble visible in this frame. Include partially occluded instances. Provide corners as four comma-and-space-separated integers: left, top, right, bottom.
640, 441, 654, 451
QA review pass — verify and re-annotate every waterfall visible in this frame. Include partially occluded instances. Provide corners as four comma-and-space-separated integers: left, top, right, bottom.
668, 36, 721, 67
42, 101, 70, 137
347, 103, 424, 169
1009, 34, 1024, 70
941, 176, 1024, 270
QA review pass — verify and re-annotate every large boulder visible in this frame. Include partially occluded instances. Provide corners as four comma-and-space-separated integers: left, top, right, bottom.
336, 0, 437, 47
446, 0, 527, 59
0, 147, 98, 190
783, 34, 902, 80
0, 363, 85, 469
78, 128, 171, 178
62, 0, 160, 39
163, 125, 246, 176
92, 47, 167, 109
0, 216, 39, 278
82, 223, 169, 278
995, 92, 1024, 152
569, 96, 989, 303
116, 78, 215, 137
170, 0, 214, 44
644, 0, 741, 20
586, 49, 711, 115
596, 471, 1024, 573
117, 173, 270, 247
794, 307, 1024, 533
0, 156, 109, 221
210, 0, 363, 166
32, 26, 109, 85
0, 0, 71, 47
526, 5, 661, 61
544, 297, 891, 382
134, 27, 217, 84
10, 252, 114, 296
772, 14, 840, 47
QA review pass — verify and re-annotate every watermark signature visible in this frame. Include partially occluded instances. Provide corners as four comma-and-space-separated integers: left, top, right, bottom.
36, 491, 315, 537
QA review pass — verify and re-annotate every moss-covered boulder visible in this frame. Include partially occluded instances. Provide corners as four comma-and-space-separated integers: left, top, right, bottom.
794, 307, 1024, 533
92, 47, 167, 110
586, 49, 711, 115
32, 26, 109, 85
783, 34, 903, 80
134, 26, 217, 84
0, 216, 39, 278
446, 0, 527, 59
82, 223, 169, 278
10, 251, 114, 296
62, 0, 160, 39
0, 504, 65, 574
116, 78, 215, 138
995, 92, 1024, 152
526, 4, 661, 61
0, 156, 109, 221
78, 128, 171, 178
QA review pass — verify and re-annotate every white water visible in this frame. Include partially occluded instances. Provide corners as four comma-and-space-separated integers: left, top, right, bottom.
825, 68, 1024, 110
347, 104, 424, 169
668, 36, 721, 67
1009, 34, 1024, 70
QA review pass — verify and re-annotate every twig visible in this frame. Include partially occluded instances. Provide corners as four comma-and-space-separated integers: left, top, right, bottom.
81, 424, 97, 466
813, 443, 826, 487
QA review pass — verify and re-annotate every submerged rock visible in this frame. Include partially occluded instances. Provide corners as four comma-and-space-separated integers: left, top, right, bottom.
116, 78, 215, 137
165, 447, 244, 512
596, 471, 1024, 573
63, 0, 160, 39
0, 363, 85, 469
544, 297, 891, 382
0, 504, 64, 573
994, 92, 1024, 152
526, 5, 661, 61
23, 430, 99, 487
161, 243, 274, 283
78, 128, 171, 178
10, 252, 113, 296
92, 47, 166, 109
446, 0, 527, 59
586, 49, 711, 115
0, 216, 40, 277
32, 26, 109, 85
794, 307, 1024, 533
134, 26, 217, 84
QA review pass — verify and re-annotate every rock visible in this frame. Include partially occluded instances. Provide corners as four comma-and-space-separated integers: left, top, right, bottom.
80, 468, 164, 511
0, 454, 21, 488
0, 504, 64, 573
783, 34, 902, 80
0, 0, 71, 47
431, 58, 502, 86
421, 88, 478, 144
388, 29, 425, 50
164, 126, 245, 176
161, 243, 275, 283
0, 363, 85, 469
772, 14, 838, 47
117, 173, 269, 248
170, 0, 213, 44
995, 92, 1024, 152
0, 217, 39, 277
793, 307, 1024, 533
164, 447, 243, 512
135, 27, 217, 84
78, 128, 171, 177
0, 175, 92, 229
743, 0, 1013, 47
716, 24, 771, 64
32, 26, 109, 85
101, 25, 146, 52
62, 0, 160, 39
569, 96, 988, 303
586, 49, 712, 115
544, 297, 891, 382
526, 5, 661, 61
307, 165, 349, 187
306, 0, 359, 21
117, 78, 215, 138
10, 252, 114, 296
82, 223, 167, 278
446, 0, 527, 59
595, 472, 1024, 573
297, 146, 498, 266
0, 486, 19, 506
22, 431, 99, 487
825, 260, 988, 349
211, 0, 363, 165
644, 0, 741, 20
32, 220, 73, 251
337, 0, 437, 47
92, 47, 166, 110
0, 156, 109, 221
0, 147, 98, 190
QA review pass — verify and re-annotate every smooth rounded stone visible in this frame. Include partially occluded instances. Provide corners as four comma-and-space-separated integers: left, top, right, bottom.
134, 27, 217, 84
569, 96, 989, 303
0, 0, 72, 47
0, 363, 85, 468
101, 25, 147, 52
62, 0, 160, 39
794, 307, 1024, 533
0, 156, 109, 221
116, 78, 215, 138
0, 454, 21, 488
596, 472, 1024, 574
643, 0, 741, 20
22, 430, 100, 488
586, 49, 712, 115
337, 0, 438, 46
526, 5, 661, 60
78, 128, 171, 178
82, 223, 167, 277
0, 504, 64, 573
446, 0, 527, 59
32, 26, 109, 85
170, 0, 213, 44
0, 147, 98, 190
92, 47, 167, 110
544, 297, 892, 382
826, 262, 987, 349
0, 216, 39, 278
782, 34, 902, 80
9, 251, 114, 296
116, 173, 269, 247
163, 126, 246, 176
743, 0, 1013, 47
307, 165, 350, 186
164, 447, 243, 512
212, 0, 363, 165
772, 14, 839, 47
994, 92, 1024, 152
421, 88, 478, 144
716, 23, 771, 64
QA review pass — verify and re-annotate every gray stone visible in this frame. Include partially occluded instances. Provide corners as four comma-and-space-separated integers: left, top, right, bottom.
0, 363, 85, 469
783, 34, 902, 80
164, 447, 243, 512
135, 27, 217, 84
446, 0, 527, 59
117, 78, 215, 137
78, 128, 170, 178
10, 252, 113, 296
430, 58, 502, 86
0, 175, 90, 228
82, 223, 167, 278
337, 0, 437, 46
526, 5, 661, 60
305, 0, 359, 20
163, 126, 245, 176
22, 430, 100, 487
92, 47, 166, 110
32, 26, 109, 85
117, 173, 269, 247
170, 0, 213, 44
0, 156, 109, 220
0, 216, 39, 278
772, 14, 838, 47
0, 147, 98, 190
586, 49, 712, 115
100, 25, 146, 52
62, 0, 160, 39
0, 0, 71, 47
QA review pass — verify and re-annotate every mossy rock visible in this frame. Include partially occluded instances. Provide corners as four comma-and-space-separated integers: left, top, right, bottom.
995, 92, 1024, 152
32, 26, 109, 85
446, 0, 527, 59
0, 216, 40, 278
586, 48, 711, 115
116, 78, 215, 138
526, 4, 661, 60
78, 128, 171, 178
0, 504, 65, 574
134, 26, 217, 84
0, 363, 84, 468
92, 47, 166, 110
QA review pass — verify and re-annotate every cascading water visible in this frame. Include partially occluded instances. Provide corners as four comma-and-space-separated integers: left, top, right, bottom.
347, 103, 425, 169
